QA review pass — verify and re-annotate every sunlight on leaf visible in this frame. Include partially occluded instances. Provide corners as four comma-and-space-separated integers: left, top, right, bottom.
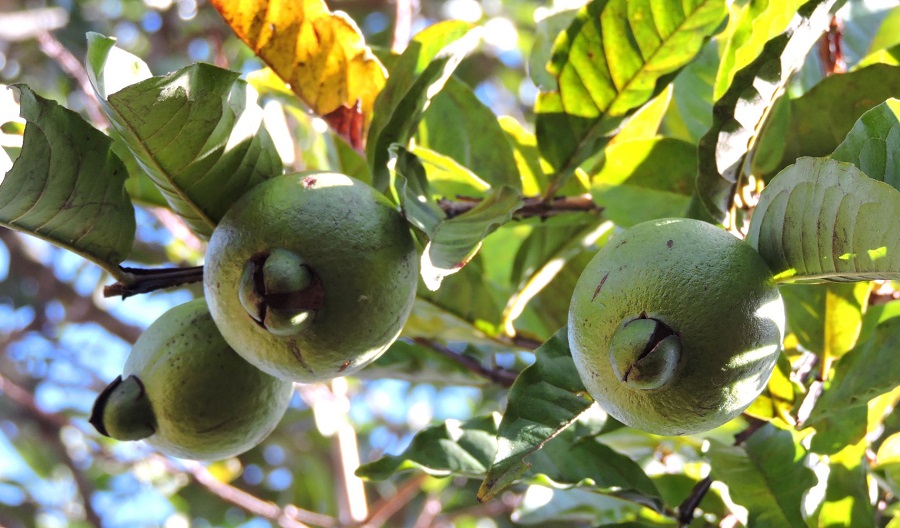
210, 0, 387, 150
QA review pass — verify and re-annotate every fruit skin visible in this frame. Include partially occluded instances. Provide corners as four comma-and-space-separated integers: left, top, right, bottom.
568, 218, 785, 436
90, 298, 293, 460
204, 172, 419, 382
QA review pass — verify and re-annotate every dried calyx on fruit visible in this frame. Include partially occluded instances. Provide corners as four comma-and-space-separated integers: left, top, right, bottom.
204, 172, 419, 383
90, 299, 293, 460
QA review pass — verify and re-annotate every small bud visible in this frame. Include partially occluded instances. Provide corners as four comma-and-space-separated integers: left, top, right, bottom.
609, 316, 681, 390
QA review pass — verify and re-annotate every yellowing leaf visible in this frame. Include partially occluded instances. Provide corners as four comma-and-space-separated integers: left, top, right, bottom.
211, 0, 387, 149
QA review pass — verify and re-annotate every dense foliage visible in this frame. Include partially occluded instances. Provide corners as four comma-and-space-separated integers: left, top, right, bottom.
2, 1, 900, 527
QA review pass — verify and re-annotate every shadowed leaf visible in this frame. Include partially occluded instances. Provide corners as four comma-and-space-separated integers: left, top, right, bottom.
831, 97, 900, 190
86, 33, 281, 239
747, 157, 900, 282
696, 0, 841, 221
0, 85, 134, 277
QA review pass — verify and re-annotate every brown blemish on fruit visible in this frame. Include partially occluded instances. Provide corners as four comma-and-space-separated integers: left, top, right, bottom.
302, 176, 317, 188
667, 239, 673, 248
592, 272, 609, 301
338, 360, 351, 372
290, 344, 314, 373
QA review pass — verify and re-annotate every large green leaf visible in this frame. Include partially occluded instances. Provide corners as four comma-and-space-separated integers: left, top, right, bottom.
779, 282, 869, 360
663, 39, 718, 143
591, 138, 696, 227
0, 85, 134, 277
707, 423, 816, 528
535, 0, 727, 188
754, 64, 900, 179
746, 157, 900, 282
477, 328, 593, 502
831, 98, 900, 190
86, 33, 281, 239
366, 21, 482, 190
805, 316, 900, 424
418, 77, 519, 190
696, 0, 842, 221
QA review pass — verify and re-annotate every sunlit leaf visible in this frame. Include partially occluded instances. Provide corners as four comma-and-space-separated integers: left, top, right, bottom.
707, 422, 816, 528
805, 316, 900, 424
831, 98, 900, 190
210, 0, 386, 150
713, 0, 806, 99
0, 85, 134, 278
536, 0, 727, 189
810, 439, 875, 527
418, 77, 519, 190
663, 39, 718, 143
744, 353, 800, 423
86, 33, 281, 239
478, 328, 593, 502
696, 0, 841, 221
779, 282, 869, 360
591, 138, 696, 227
367, 21, 482, 190
746, 157, 900, 282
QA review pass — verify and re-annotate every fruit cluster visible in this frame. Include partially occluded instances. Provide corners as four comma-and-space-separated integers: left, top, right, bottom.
91, 172, 418, 460
91, 173, 787, 459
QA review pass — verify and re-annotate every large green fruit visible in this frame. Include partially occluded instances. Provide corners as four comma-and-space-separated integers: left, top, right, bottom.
568, 218, 785, 436
89, 299, 293, 460
203, 172, 418, 382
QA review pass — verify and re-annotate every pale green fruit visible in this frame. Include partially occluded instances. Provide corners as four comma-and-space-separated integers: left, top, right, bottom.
568, 218, 785, 436
203, 172, 418, 382
90, 299, 293, 460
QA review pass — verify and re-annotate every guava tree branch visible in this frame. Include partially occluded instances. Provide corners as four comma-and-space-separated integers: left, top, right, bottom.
103, 265, 204, 298
358, 473, 428, 528
413, 338, 518, 387
438, 193, 601, 220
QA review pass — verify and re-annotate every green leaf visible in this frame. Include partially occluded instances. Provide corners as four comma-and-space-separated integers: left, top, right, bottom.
831, 98, 900, 190
355, 414, 500, 480
418, 77, 519, 190
367, 21, 482, 191
755, 64, 900, 179
805, 316, 900, 424
707, 422, 816, 528
477, 328, 593, 502
747, 157, 900, 282
530, 7, 581, 91
86, 33, 281, 239
0, 85, 134, 277
744, 353, 801, 423
811, 439, 875, 527
779, 282, 869, 359
591, 138, 696, 227
536, 0, 727, 185
663, 39, 718, 143
392, 146, 523, 290
502, 220, 611, 337
713, 0, 806, 99
696, 0, 842, 221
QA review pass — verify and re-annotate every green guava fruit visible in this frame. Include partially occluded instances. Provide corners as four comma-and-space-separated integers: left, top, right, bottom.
203, 172, 419, 382
568, 218, 786, 436
89, 298, 293, 460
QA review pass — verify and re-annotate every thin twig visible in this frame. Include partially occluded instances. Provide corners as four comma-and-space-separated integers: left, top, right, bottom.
360, 473, 427, 528
35, 31, 108, 126
413, 338, 518, 387
438, 193, 601, 221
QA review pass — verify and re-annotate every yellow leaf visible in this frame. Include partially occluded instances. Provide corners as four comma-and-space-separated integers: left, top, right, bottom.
211, 0, 387, 149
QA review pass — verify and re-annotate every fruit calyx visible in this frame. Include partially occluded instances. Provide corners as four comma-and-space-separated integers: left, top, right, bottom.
89, 375, 156, 440
238, 248, 326, 337
608, 314, 681, 390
